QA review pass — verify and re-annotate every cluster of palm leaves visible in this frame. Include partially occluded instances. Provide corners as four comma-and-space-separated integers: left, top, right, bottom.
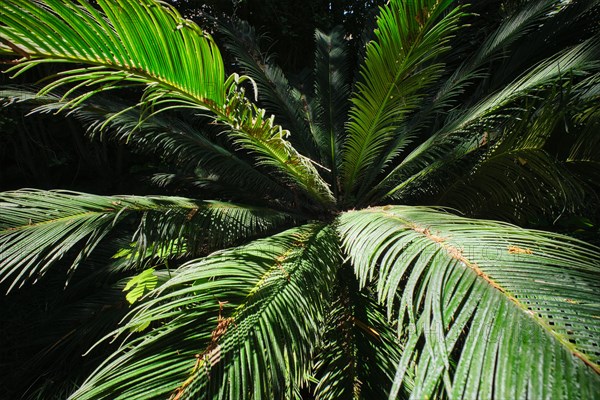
0, 0, 599, 399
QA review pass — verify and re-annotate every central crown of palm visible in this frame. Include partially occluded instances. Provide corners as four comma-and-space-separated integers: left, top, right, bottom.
0, 0, 599, 399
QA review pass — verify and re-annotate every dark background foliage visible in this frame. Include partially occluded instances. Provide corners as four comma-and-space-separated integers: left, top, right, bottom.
167, 0, 386, 73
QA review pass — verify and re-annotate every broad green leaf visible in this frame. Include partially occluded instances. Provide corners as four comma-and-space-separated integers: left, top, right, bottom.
123, 268, 158, 305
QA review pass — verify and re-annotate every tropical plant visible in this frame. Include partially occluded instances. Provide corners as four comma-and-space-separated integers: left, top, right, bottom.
0, 0, 599, 399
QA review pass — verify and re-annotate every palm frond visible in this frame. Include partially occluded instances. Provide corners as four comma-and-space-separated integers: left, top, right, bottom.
417, 89, 594, 222
0, 0, 336, 207
369, 36, 600, 205
568, 75, 600, 163
440, 38, 600, 137
0, 0, 224, 107
312, 27, 351, 195
339, 206, 600, 399
341, 0, 466, 200
433, 149, 586, 223
368, 0, 560, 182
220, 80, 336, 207
70, 224, 340, 400
0, 189, 294, 291
441, 0, 559, 103
484, 0, 600, 91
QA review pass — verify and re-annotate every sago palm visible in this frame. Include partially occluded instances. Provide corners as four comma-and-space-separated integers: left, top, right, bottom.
1, 0, 600, 399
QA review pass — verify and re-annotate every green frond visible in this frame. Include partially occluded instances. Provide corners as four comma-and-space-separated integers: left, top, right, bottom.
312, 27, 351, 195
368, 22, 600, 205
569, 80, 600, 163
431, 149, 585, 223
482, 0, 600, 91
375, 0, 557, 168
339, 206, 600, 399
0, 189, 294, 291
353, 294, 414, 399
358, 130, 468, 205
0, 1, 336, 208
439, 38, 600, 137
311, 305, 360, 399
341, 0, 466, 200
412, 90, 593, 221
378, 79, 600, 222
0, 0, 225, 107
69, 224, 340, 400
444, 0, 560, 101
